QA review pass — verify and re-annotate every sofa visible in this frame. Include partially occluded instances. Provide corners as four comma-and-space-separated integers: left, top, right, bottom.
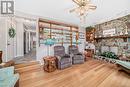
69, 45, 84, 64
54, 46, 72, 69
0, 66, 19, 87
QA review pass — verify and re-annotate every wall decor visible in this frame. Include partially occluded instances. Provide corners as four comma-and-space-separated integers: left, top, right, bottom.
8, 27, 16, 38
103, 28, 115, 36
79, 32, 85, 39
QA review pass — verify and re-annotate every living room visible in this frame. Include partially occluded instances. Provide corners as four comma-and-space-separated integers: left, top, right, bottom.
0, 0, 130, 87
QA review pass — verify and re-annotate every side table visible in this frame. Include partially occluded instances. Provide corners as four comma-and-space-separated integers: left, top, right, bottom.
84, 49, 94, 61
43, 56, 57, 72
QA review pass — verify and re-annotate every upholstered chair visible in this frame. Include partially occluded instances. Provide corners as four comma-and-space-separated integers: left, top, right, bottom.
69, 45, 85, 64
0, 66, 19, 87
54, 46, 72, 69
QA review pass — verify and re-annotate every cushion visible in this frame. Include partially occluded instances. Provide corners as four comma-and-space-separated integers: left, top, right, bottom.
0, 74, 19, 87
60, 58, 71, 64
0, 66, 14, 81
116, 60, 130, 70
0, 72, 7, 81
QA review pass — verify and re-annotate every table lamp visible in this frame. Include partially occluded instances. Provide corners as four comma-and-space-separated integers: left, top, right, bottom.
73, 39, 81, 44
44, 38, 55, 56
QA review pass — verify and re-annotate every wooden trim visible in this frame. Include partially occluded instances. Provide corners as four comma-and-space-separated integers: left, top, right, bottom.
39, 26, 78, 32
62, 29, 63, 46
76, 28, 79, 47
50, 24, 52, 38
94, 35, 130, 40
70, 27, 72, 47
14, 79, 19, 87
39, 18, 78, 28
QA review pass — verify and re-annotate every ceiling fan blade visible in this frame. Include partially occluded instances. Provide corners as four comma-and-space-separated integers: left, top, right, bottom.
87, 0, 90, 1
70, 8, 77, 13
72, 0, 81, 6
70, 9, 75, 13
89, 6, 97, 10
70, 7, 81, 13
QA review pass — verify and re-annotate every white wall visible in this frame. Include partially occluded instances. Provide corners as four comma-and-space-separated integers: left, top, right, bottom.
0, 17, 27, 62
16, 20, 24, 57
0, 18, 7, 62
78, 27, 86, 52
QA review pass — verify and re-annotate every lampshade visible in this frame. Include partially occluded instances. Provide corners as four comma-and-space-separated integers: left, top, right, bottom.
73, 39, 81, 44
44, 38, 55, 45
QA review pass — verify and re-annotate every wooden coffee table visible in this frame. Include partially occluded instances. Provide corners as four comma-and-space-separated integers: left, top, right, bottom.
43, 56, 57, 72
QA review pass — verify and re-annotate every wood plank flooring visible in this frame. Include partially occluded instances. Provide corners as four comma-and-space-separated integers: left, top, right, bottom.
19, 59, 130, 87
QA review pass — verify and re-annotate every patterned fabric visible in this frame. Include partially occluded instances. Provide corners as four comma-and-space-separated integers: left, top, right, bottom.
54, 46, 65, 57
0, 66, 19, 87
69, 45, 84, 64
69, 45, 79, 54
54, 46, 72, 69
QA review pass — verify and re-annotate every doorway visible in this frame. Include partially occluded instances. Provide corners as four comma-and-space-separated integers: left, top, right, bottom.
14, 21, 37, 64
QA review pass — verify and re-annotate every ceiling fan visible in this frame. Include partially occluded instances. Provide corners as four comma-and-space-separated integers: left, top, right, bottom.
70, 0, 97, 18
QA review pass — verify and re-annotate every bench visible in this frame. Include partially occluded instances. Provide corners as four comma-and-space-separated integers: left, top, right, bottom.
116, 60, 130, 74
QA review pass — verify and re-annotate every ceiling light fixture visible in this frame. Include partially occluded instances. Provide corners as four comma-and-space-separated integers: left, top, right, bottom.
70, 0, 97, 23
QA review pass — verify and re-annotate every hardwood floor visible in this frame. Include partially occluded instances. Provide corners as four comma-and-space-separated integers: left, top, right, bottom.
19, 59, 130, 87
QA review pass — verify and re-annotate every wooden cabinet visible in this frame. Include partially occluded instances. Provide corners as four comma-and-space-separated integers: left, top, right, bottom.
86, 29, 95, 42
39, 19, 79, 46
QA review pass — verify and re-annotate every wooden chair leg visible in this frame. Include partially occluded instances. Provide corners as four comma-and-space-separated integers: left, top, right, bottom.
14, 79, 19, 87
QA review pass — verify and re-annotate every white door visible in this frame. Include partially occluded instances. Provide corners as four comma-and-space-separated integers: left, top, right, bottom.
7, 37, 14, 61
6, 20, 16, 61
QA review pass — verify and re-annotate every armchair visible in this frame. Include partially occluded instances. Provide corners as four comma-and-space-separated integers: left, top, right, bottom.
0, 66, 19, 87
54, 46, 72, 69
69, 45, 84, 64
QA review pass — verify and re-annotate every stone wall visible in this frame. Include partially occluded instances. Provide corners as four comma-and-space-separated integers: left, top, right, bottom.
94, 15, 130, 55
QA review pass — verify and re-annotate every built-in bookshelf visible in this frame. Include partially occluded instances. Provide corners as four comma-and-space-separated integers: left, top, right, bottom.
38, 18, 79, 46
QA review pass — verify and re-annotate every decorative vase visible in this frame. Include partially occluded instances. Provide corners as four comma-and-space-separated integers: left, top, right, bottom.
125, 29, 128, 35
120, 31, 123, 35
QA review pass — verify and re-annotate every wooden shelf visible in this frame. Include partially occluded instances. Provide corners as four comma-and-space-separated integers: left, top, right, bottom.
94, 35, 130, 40
39, 19, 79, 46
94, 35, 130, 42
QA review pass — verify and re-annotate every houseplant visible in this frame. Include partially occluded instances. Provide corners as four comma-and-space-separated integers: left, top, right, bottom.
101, 51, 118, 59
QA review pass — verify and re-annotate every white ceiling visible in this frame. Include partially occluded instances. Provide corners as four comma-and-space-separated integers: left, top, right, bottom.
15, 0, 130, 27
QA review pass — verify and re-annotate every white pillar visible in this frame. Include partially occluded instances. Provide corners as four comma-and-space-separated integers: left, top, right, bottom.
29, 31, 31, 51
16, 20, 24, 57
